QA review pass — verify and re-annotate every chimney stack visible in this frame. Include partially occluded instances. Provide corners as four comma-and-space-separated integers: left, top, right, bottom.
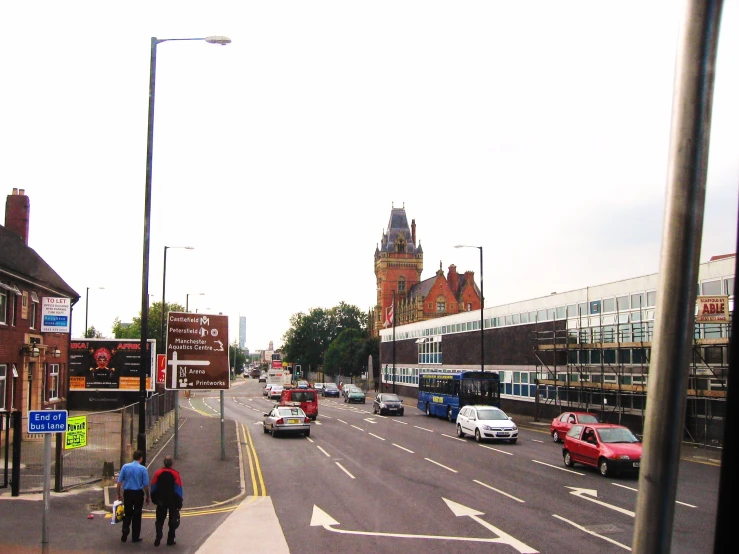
447, 264, 459, 295
411, 219, 416, 246
5, 188, 30, 245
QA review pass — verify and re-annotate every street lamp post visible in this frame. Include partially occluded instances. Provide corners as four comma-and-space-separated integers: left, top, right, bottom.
455, 245, 484, 373
161, 246, 194, 350
84, 287, 104, 337
186, 292, 204, 312
138, 35, 231, 462
392, 289, 396, 394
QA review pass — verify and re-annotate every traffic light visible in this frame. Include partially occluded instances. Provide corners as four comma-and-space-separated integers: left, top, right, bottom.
295, 364, 301, 377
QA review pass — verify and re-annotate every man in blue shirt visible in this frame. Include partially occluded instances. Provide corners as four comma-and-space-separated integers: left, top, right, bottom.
116, 450, 150, 543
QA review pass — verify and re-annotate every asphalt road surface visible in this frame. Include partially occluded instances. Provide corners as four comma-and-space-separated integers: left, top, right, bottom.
188, 379, 720, 554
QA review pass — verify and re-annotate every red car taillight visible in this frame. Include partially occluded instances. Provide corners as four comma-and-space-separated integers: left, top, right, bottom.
275, 418, 284, 424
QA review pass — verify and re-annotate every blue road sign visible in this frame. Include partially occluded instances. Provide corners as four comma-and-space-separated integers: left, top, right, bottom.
28, 410, 68, 433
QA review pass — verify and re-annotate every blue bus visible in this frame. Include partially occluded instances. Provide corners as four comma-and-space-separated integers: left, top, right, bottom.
418, 371, 501, 422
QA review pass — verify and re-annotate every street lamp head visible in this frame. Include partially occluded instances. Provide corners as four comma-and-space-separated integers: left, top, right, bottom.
205, 36, 232, 45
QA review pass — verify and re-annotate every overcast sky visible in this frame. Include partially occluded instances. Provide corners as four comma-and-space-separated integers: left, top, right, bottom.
2, 1, 737, 352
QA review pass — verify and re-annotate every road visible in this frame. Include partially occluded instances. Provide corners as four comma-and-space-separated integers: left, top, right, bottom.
189, 379, 720, 554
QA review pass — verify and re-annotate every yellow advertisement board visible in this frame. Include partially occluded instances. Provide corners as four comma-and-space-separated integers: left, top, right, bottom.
64, 415, 87, 450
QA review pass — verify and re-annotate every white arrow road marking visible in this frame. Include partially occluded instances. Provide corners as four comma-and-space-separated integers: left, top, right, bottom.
552, 514, 631, 551
532, 460, 584, 475
473, 480, 525, 503
310, 504, 538, 551
392, 443, 414, 454
566, 487, 635, 517
425, 458, 457, 473
364, 418, 377, 424
335, 463, 355, 479
478, 444, 513, 456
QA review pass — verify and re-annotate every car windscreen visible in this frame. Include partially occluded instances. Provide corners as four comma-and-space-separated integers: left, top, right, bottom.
325, 384, 338, 390
277, 408, 304, 417
382, 395, 400, 402
578, 414, 598, 423
291, 392, 315, 402
476, 409, 508, 421
597, 427, 639, 443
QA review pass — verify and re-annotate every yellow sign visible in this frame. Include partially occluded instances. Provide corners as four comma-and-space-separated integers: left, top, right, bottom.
696, 295, 730, 323
64, 415, 87, 450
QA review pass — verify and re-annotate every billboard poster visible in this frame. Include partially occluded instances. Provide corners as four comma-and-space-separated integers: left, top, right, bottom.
68, 339, 155, 391
696, 295, 730, 323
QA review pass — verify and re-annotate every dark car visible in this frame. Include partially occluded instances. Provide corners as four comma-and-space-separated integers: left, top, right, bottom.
322, 383, 340, 397
373, 393, 404, 416
344, 386, 366, 404
563, 423, 642, 476
550, 411, 599, 443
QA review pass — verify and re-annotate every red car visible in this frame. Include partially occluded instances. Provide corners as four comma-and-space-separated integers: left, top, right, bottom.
550, 411, 599, 443
562, 423, 642, 476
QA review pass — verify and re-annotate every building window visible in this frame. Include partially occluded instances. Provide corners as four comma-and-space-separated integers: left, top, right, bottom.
505, 315, 512, 325
0, 364, 6, 410
602, 298, 615, 313
47, 364, 60, 401
0, 291, 6, 324
556, 306, 566, 319
701, 280, 721, 295
566, 304, 577, 318
398, 277, 406, 292
467, 303, 472, 311
724, 278, 734, 297
512, 313, 520, 325
647, 291, 656, 307
520, 312, 528, 324
436, 301, 446, 313
30, 292, 39, 329
631, 293, 645, 310
616, 296, 628, 312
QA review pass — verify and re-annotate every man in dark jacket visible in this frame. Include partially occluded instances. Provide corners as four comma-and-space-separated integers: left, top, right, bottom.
150, 456, 183, 546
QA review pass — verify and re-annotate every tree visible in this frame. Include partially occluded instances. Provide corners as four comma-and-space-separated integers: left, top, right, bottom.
323, 329, 364, 378
84, 326, 104, 338
230, 342, 247, 376
111, 301, 186, 354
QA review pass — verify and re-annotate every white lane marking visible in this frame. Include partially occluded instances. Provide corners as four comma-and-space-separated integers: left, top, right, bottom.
321, 415, 332, 419
473, 479, 525, 503
335, 462, 355, 479
552, 514, 631, 551
478, 444, 514, 456
531, 439, 544, 443
315, 421, 322, 426
252, 422, 262, 425
393, 444, 414, 454
414, 426, 433, 432
337, 419, 348, 424
364, 418, 377, 424
390, 419, 408, 425
566, 487, 635, 517
311, 504, 538, 551
424, 458, 458, 473
306, 437, 314, 443
532, 460, 584, 475
368, 433, 385, 441
441, 433, 466, 442
351, 425, 364, 432
611, 482, 697, 508
317, 446, 331, 457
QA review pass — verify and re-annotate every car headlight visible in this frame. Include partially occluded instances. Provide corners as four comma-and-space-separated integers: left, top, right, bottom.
380, 403, 386, 408
511, 425, 518, 431
619, 455, 631, 460
482, 425, 494, 431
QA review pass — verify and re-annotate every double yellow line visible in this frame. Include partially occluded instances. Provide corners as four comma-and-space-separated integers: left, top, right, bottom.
241, 423, 267, 496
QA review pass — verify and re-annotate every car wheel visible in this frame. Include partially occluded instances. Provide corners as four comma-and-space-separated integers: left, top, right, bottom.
552, 430, 560, 443
564, 451, 575, 467
475, 428, 482, 443
373, 406, 377, 414
362, 400, 366, 404
263, 425, 269, 434
447, 407, 453, 422
399, 411, 404, 416
426, 403, 431, 417
305, 429, 310, 437
599, 458, 610, 476
457, 424, 464, 438
509, 438, 517, 444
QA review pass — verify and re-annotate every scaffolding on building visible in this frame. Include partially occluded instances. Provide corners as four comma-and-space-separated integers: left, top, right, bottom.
531, 315, 729, 450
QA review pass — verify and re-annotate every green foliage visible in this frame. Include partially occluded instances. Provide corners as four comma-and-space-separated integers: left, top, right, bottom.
84, 326, 104, 338
112, 301, 186, 354
230, 342, 247, 374
282, 302, 372, 376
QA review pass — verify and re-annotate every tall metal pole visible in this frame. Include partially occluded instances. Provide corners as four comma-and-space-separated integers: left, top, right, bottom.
392, 290, 396, 394
161, 246, 169, 354
479, 246, 484, 373
138, 36, 159, 462
632, 2, 722, 552
85, 287, 89, 336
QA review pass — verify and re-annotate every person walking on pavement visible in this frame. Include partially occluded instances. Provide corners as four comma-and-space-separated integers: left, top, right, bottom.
116, 450, 150, 543
150, 455, 184, 547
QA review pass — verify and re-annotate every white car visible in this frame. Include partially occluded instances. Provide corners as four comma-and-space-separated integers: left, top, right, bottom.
456, 405, 518, 444
263, 383, 274, 396
269, 385, 284, 400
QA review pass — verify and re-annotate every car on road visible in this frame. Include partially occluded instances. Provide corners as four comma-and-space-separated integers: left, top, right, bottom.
269, 385, 284, 400
373, 393, 404, 416
281, 388, 318, 420
562, 423, 642, 476
258, 373, 267, 383
263, 405, 310, 438
456, 405, 518, 443
314, 383, 325, 392
343, 386, 366, 404
297, 380, 310, 389
322, 383, 340, 397
550, 411, 599, 443
263, 383, 274, 396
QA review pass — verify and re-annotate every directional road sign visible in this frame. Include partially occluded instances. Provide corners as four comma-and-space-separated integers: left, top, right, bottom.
165, 312, 230, 390
28, 410, 68, 433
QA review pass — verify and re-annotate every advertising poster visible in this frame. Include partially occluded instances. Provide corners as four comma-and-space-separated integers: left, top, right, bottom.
68, 339, 155, 391
64, 415, 87, 449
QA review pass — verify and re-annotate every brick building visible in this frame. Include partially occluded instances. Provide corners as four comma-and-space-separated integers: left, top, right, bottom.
1, 189, 79, 420
371, 204, 481, 337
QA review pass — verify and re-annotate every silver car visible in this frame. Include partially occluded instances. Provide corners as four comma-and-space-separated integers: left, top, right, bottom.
263, 405, 310, 437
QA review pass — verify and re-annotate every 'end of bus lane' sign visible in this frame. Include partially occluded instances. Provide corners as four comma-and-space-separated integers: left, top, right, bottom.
28, 410, 68, 433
